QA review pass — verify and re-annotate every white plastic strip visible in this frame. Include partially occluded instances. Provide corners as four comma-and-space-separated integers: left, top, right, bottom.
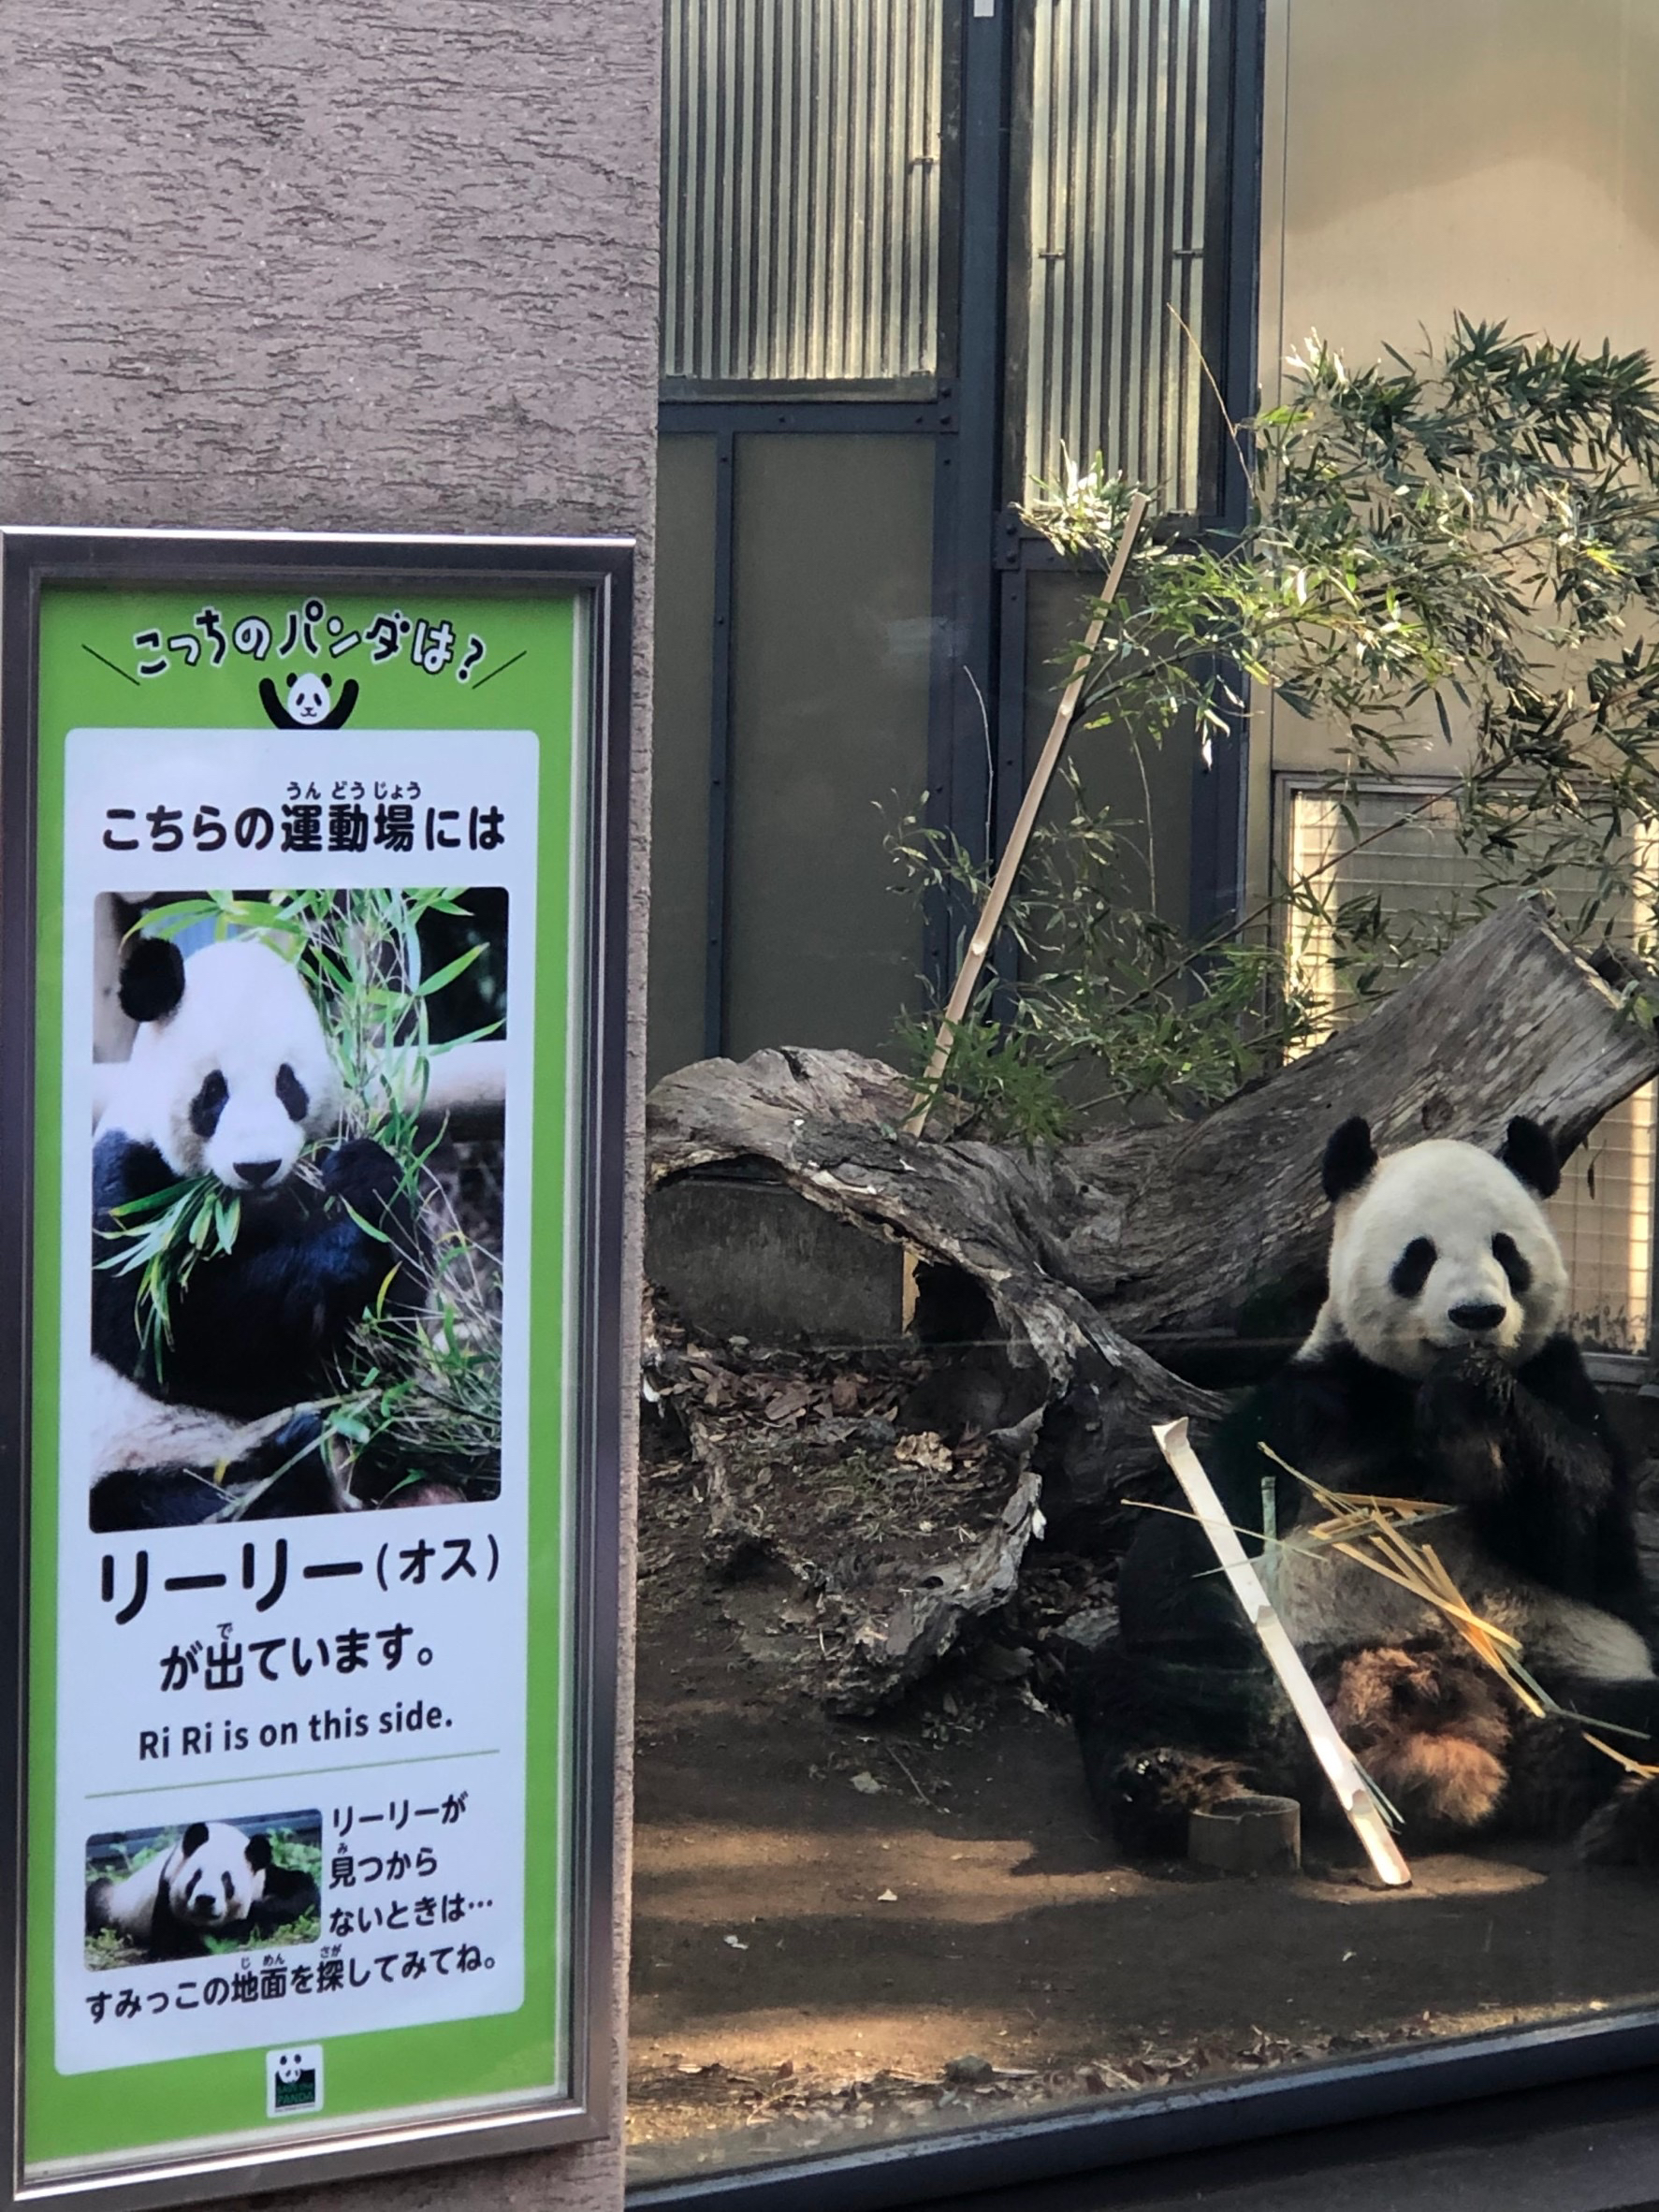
1153, 1419, 1412, 1889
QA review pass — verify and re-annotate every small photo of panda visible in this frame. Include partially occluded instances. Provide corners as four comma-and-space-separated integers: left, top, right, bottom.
89, 887, 509, 1531
84, 1809, 322, 1968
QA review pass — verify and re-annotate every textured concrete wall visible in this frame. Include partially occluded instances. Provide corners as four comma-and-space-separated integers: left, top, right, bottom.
0, 3, 658, 539
0, 5, 657, 2208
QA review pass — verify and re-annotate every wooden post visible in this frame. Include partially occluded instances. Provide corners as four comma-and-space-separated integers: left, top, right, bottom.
905, 491, 1151, 1138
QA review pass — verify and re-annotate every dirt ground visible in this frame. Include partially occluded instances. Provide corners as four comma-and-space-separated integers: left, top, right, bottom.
627, 1444, 1659, 2189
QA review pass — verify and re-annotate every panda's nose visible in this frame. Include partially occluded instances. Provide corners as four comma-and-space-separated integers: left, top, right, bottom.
1448, 1302, 1506, 1333
236, 1159, 281, 1188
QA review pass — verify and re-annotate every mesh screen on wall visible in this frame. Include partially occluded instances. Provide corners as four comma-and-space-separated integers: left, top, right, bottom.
1023, 0, 1213, 511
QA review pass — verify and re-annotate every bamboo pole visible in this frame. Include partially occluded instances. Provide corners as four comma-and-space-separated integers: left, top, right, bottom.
904, 491, 1152, 1138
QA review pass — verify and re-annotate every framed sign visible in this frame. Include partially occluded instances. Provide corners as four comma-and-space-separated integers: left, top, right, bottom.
0, 530, 632, 2205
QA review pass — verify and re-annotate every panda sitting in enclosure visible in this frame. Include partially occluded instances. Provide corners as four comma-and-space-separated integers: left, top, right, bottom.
1075, 1113, 1659, 1865
91, 933, 426, 1531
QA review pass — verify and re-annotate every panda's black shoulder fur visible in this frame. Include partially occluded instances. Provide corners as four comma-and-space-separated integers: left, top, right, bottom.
1197, 1330, 1644, 1628
93, 1126, 425, 1420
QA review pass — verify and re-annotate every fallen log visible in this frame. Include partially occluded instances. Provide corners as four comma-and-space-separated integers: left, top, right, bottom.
650, 898, 1659, 1362
648, 1044, 1219, 1501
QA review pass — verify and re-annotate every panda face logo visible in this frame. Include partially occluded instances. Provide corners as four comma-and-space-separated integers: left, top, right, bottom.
267, 2044, 324, 2116
258, 670, 358, 731
287, 672, 332, 724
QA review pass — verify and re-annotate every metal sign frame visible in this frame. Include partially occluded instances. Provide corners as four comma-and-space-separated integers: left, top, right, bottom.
0, 527, 633, 2206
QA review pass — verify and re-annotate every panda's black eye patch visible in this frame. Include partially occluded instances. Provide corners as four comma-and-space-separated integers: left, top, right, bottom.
188, 1070, 228, 1140
276, 1063, 309, 1123
1492, 1231, 1532, 1296
1390, 1237, 1437, 1299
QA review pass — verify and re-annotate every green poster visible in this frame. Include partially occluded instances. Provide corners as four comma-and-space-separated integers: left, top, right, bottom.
3, 552, 619, 2195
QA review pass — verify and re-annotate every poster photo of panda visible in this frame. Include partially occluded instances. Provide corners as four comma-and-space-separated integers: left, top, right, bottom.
88, 887, 508, 1532
84, 1809, 322, 1968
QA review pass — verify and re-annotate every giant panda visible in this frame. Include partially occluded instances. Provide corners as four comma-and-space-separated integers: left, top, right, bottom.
86, 1819, 318, 1961
1074, 1114, 1659, 1866
91, 933, 425, 1530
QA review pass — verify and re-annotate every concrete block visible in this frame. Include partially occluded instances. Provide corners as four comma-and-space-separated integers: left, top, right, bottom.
648, 1175, 906, 1347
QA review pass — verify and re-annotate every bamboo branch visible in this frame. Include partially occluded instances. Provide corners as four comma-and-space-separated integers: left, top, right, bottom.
906, 492, 1151, 1137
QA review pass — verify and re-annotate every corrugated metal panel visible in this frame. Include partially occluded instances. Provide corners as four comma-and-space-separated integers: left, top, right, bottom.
1284, 784, 1658, 1355
1024, 0, 1212, 510
662, 0, 945, 386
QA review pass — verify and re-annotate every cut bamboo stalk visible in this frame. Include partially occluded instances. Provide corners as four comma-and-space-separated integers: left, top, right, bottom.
905, 491, 1152, 1138
1153, 1419, 1413, 1888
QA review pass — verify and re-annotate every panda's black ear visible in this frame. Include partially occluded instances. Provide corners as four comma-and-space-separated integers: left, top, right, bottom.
322, 672, 332, 689
1321, 1115, 1376, 1202
245, 1832, 273, 1872
1500, 1115, 1560, 1201
286, 671, 298, 690
181, 1821, 210, 1857
119, 936, 184, 1024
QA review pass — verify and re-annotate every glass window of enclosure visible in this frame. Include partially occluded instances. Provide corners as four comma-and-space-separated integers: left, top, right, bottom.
636, 0, 1659, 2193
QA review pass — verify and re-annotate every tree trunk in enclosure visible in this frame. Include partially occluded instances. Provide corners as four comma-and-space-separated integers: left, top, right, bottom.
648, 897, 1659, 1491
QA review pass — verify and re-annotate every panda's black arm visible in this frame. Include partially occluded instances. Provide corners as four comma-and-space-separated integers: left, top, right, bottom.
102, 1142, 425, 1414
142, 1203, 424, 1418
258, 676, 294, 729
1431, 1335, 1645, 1616
1206, 1346, 1425, 1527
320, 677, 359, 729
1118, 1350, 1419, 1653
1512, 1337, 1643, 1612
183, 1211, 418, 1322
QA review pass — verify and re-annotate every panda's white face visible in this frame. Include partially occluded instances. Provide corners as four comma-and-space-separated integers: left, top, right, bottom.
163, 1821, 269, 1929
286, 671, 332, 725
1321, 1138, 1567, 1378
111, 939, 339, 1192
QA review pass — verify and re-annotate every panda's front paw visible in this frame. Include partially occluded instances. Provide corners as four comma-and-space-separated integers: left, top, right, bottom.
1425, 1343, 1513, 1417
1105, 1748, 1249, 1860
321, 1138, 405, 1219
1418, 1347, 1513, 1496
